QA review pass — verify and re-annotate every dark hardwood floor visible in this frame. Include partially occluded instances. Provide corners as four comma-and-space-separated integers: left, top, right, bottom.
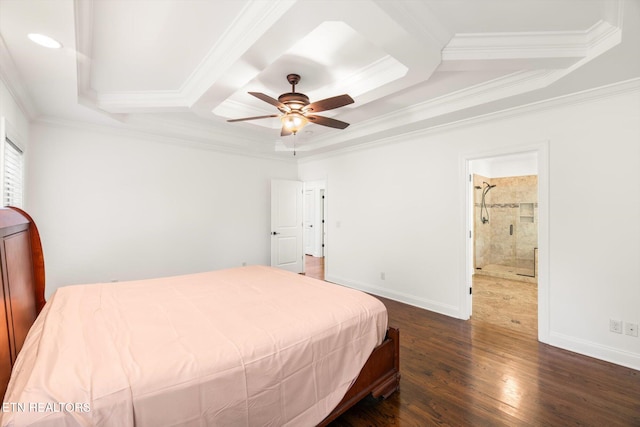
304, 257, 640, 426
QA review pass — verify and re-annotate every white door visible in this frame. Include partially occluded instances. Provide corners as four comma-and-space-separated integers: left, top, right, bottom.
304, 188, 315, 255
320, 189, 326, 257
271, 179, 304, 273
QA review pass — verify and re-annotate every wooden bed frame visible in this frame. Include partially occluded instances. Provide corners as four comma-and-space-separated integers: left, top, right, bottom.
0, 207, 400, 423
318, 326, 400, 425
0, 207, 45, 397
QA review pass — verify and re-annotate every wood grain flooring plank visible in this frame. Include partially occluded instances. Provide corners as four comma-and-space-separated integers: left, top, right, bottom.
303, 259, 640, 426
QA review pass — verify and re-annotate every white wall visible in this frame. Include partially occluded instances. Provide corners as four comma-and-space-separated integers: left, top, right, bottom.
0, 79, 30, 185
472, 152, 538, 178
299, 84, 640, 370
0, 81, 29, 140
26, 122, 297, 297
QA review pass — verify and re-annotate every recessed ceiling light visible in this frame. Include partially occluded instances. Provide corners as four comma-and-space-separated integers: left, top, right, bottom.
27, 33, 62, 49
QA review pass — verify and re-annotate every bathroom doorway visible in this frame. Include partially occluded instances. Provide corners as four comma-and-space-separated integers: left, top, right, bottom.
468, 152, 539, 336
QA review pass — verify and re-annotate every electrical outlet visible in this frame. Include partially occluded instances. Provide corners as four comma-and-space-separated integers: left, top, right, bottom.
610, 319, 623, 334
625, 322, 639, 337
380, 272, 386, 280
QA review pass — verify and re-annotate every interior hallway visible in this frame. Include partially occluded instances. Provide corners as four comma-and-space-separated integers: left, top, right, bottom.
305, 255, 325, 281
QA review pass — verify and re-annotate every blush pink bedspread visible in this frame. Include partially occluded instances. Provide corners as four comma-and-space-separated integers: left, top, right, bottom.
1, 266, 387, 426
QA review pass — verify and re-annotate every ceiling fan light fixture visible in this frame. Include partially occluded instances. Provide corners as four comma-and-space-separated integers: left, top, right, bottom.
228, 74, 352, 136
281, 112, 308, 134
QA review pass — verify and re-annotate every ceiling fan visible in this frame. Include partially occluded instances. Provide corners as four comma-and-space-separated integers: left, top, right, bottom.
227, 74, 354, 136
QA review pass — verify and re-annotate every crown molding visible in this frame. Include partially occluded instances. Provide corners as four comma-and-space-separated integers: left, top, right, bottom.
443, 19, 621, 62
403, 69, 560, 121
33, 115, 295, 162
33, 77, 640, 165
304, 13, 624, 155
78, 0, 296, 114
0, 34, 39, 120
303, 69, 560, 153
95, 91, 190, 113
604, 0, 625, 28
179, 0, 296, 107
57, 0, 633, 163
299, 77, 640, 163
338, 55, 409, 101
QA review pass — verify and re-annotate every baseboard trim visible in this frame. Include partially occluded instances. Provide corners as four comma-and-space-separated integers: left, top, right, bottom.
325, 274, 463, 319
548, 331, 640, 371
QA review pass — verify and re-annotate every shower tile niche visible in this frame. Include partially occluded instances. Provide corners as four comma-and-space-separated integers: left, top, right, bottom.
520, 203, 534, 222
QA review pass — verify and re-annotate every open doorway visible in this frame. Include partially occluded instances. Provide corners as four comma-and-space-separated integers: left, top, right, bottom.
469, 152, 539, 337
303, 180, 326, 280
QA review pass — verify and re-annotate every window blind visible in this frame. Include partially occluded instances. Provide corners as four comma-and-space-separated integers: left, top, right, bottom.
3, 138, 23, 208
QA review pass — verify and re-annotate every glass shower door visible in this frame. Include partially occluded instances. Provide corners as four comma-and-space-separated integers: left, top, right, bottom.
515, 202, 536, 277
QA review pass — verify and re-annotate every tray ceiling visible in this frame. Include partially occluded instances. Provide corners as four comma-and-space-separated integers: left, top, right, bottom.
0, 0, 638, 158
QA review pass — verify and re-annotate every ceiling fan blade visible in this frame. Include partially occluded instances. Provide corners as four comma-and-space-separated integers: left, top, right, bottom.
249, 92, 288, 111
307, 115, 350, 129
227, 114, 279, 123
304, 94, 354, 113
281, 126, 292, 137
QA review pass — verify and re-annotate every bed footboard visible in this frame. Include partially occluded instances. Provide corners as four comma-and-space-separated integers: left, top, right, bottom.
318, 327, 400, 426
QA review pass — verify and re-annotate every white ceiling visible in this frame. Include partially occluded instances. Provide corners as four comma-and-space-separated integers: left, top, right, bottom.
1, 0, 638, 159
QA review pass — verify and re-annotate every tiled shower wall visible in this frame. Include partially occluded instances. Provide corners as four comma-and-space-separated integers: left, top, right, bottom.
474, 174, 538, 273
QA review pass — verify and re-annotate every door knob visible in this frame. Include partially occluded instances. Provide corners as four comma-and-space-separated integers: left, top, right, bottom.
271, 231, 280, 235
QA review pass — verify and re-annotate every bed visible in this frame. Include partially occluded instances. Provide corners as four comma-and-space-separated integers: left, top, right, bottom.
0, 207, 399, 426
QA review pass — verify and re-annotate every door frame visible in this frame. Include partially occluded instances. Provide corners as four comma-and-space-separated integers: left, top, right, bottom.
461, 140, 550, 343
302, 178, 328, 273
303, 187, 316, 256
303, 180, 326, 257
